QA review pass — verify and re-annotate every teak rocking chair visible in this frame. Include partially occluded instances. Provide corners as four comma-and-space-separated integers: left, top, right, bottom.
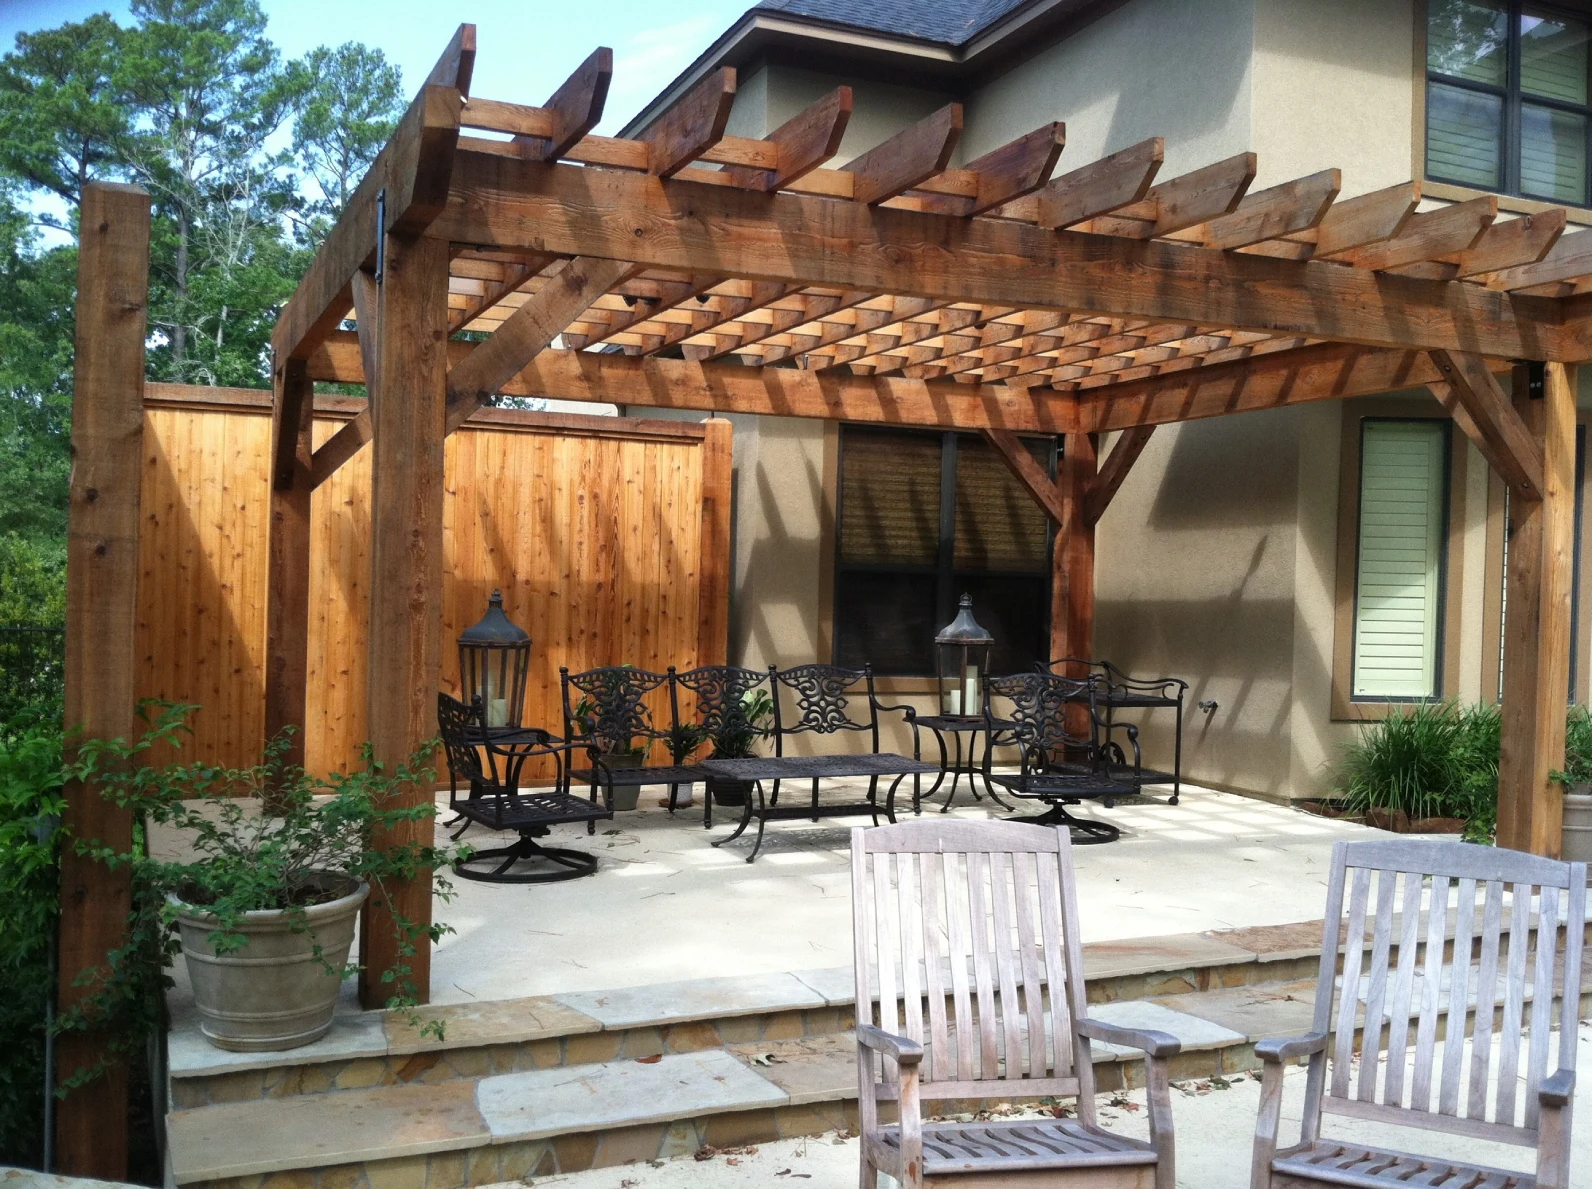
1251, 839, 1587, 1189
852, 819, 1180, 1189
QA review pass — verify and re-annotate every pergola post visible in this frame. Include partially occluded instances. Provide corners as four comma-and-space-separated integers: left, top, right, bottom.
264, 357, 314, 788
358, 231, 451, 1008
1054, 432, 1098, 668
56, 181, 150, 1178
1496, 362, 1577, 855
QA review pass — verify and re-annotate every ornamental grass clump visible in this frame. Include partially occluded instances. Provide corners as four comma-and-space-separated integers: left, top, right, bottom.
1335, 701, 1499, 842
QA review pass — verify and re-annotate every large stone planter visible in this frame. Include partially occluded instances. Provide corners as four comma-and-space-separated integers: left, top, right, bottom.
599, 752, 645, 811
1563, 784, 1592, 863
172, 874, 368, 1052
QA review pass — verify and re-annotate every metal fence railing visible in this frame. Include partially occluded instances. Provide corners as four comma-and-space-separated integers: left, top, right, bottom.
0, 625, 65, 726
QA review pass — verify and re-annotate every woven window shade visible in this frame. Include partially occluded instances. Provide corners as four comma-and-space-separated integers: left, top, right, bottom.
839, 429, 942, 566
953, 437, 1050, 573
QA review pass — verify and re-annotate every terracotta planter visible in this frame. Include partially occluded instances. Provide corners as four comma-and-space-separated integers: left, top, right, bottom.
172, 873, 368, 1052
1563, 785, 1592, 862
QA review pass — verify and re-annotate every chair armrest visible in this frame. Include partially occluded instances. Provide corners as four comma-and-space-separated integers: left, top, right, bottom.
1076, 1017, 1181, 1059
856, 1024, 924, 1066
1255, 1032, 1328, 1064
1540, 1069, 1575, 1108
872, 700, 917, 723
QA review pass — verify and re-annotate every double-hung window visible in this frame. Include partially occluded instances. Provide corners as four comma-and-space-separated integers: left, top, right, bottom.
1426, 0, 1592, 205
833, 426, 1054, 675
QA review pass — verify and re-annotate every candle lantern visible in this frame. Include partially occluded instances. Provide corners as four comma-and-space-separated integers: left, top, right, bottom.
935, 593, 994, 719
458, 589, 531, 728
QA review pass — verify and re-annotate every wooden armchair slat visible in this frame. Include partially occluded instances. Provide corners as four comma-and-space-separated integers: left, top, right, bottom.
1250, 838, 1587, 1189
853, 818, 1177, 1189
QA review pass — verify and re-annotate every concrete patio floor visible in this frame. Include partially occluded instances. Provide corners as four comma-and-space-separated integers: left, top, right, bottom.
426, 782, 1412, 1005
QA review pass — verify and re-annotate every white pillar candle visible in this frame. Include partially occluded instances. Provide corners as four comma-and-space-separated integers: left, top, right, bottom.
964, 665, 979, 714
488, 698, 508, 728
947, 689, 962, 716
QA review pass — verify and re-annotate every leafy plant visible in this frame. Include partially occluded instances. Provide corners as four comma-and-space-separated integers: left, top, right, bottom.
1559, 704, 1592, 786
0, 715, 66, 1167
51, 701, 466, 1096
665, 721, 707, 764
1334, 701, 1500, 842
707, 688, 774, 760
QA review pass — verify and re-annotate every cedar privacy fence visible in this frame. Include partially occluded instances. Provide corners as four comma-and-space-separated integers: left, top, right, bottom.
135, 383, 731, 777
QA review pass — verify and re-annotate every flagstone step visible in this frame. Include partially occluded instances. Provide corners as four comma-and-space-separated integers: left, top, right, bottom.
165, 920, 1337, 1110
163, 996, 1272, 1189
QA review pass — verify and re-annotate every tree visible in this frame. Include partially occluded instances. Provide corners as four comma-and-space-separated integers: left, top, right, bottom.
0, 15, 129, 217
284, 42, 403, 246
117, 0, 300, 382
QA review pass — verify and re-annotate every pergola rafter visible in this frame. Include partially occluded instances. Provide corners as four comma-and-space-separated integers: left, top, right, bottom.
263, 28, 1592, 1013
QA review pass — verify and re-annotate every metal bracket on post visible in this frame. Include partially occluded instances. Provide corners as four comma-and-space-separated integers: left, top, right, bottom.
374, 188, 387, 284
1528, 360, 1546, 399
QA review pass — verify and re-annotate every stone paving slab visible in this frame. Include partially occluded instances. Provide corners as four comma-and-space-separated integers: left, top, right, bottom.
476, 1050, 788, 1142
1081, 932, 1255, 981
725, 1033, 856, 1106
1085, 1000, 1247, 1057
1151, 981, 1318, 1043
385, 996, 602, 1055
551, 972, 826, 1030
166, 1078, 486, 1183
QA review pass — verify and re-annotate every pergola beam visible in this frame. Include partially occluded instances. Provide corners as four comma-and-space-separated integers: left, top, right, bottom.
1428, 348, 1544, 499
1085, 425, 1155, 523
429, 151, 1567, 360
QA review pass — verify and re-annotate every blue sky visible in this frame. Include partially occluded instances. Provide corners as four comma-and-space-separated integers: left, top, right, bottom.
0, 0, 749, 136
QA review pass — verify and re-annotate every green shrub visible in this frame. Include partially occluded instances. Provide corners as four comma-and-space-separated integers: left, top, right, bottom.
0, 715, 65, 1167
1335, 701, 1500, 843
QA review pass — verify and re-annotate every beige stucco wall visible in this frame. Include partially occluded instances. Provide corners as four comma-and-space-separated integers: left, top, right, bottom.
962, 0, 1255, 172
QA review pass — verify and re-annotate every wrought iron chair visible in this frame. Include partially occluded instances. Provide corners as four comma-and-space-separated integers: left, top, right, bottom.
1047, 657, 1187, 804
436, 693, 611, 883
769, 663, 918, 815
853, 818, 1179, 1189
560, 665, 695, 820
981, 670, 1139, 844
668, 664, 776, 828
1250, 838, 1586, 1189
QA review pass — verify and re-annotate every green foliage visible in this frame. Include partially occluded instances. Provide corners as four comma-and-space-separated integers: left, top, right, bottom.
0, 717, 66, 1167
1560, 704, 1592, 785
1335, 701, 1501, 842
56, 703, 467, 1071
707, 688, 775, 760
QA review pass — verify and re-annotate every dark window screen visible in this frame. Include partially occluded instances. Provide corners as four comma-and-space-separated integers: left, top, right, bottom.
835, 426, 1054, 675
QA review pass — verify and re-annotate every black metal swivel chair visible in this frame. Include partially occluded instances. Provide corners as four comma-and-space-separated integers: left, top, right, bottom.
437, 693, 612, 883
981, 671, 1139, 845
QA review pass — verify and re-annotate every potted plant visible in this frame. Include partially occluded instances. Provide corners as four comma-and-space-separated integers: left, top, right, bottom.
67, 703, 461, 1053
704, 688, 774, 807
1557, 706, 1592, 861
572, 686, 653, 810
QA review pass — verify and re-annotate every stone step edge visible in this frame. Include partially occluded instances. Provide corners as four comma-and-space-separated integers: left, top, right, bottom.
165, 1007, 1262, 1188
167, 981, 1592, 1189
167, 918, 1347, 1087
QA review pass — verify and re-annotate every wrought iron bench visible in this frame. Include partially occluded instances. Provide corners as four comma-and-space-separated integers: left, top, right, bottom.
667, 663, 776, 828
559, 665, 707, 815
982, 670, 1139, 844
436, 692, 612, 883
705, 663, 927, 859
1047, 657, 1187, 803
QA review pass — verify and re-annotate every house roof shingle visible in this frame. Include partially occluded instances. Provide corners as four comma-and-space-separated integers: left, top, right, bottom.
749, 0, 1037, 48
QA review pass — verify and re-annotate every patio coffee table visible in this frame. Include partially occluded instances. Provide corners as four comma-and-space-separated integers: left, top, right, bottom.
701, 753, 941, 862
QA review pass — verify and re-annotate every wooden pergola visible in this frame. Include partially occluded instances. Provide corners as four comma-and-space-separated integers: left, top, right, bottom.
252, 24, 1592, 1006
54, 20, 1592, 1174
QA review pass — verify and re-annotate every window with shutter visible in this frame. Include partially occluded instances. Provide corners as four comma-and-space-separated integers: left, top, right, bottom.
1352, 421, 1450, 700
1426, 1, 1592, 206
834, 427, 1054, 675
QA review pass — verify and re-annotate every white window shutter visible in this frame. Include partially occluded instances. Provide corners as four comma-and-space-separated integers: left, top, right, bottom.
1353, 421, 1447, 699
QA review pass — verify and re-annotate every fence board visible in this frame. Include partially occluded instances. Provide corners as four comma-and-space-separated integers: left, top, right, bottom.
135, 386, 724, 777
